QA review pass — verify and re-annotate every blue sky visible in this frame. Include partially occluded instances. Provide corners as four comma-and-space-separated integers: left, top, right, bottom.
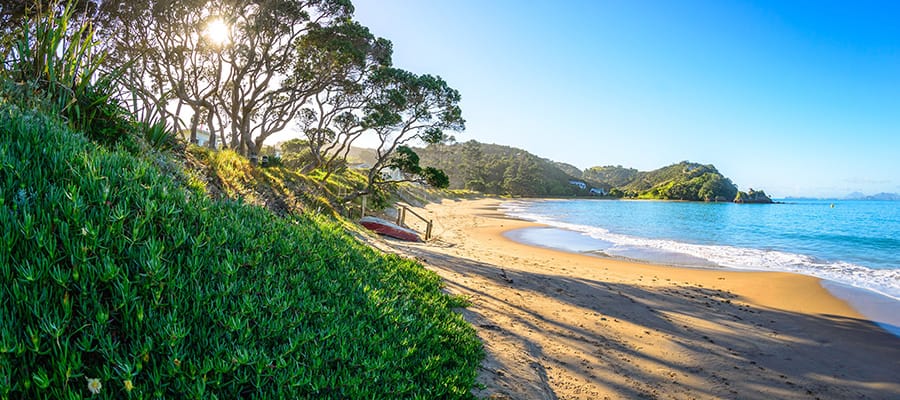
351, 0, 900, 197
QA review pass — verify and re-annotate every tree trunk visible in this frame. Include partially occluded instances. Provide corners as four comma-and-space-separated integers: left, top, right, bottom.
189, 111, 199, 144
206, 110, 217, 149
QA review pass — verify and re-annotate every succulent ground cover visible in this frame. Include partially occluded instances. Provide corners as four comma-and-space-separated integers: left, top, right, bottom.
0, 106, 482, 398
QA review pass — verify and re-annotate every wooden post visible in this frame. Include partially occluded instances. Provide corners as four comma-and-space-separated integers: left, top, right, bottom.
361, 195, 367, 218
425, 220, 433, 240
397, 207, 407, 227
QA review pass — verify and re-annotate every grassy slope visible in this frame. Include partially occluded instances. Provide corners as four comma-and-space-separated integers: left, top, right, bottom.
0, 105, 481, 399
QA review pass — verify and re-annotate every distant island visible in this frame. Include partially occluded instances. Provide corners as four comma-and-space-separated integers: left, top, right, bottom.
783, 192, 900, 201
413, 140, 773, 203
844, 192, 900, 201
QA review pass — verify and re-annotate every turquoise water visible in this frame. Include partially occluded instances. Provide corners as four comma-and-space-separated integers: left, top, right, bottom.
501, 199, 900, 301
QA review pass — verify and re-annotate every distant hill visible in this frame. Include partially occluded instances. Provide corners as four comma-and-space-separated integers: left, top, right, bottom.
414, 141, 598, 196
583, 165, 640, 188
784, 193, 900, 201
412, 141, 744, 201
846, 192, 900, 201
615, 161, 739, 201
554, 162, 584, 180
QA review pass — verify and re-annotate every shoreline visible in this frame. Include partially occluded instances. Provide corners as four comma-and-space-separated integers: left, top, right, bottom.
504, 225, 900, 338
377, 197, 900, 399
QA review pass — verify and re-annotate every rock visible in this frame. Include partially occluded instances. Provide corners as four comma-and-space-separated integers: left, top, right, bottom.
734, 188, 774, 204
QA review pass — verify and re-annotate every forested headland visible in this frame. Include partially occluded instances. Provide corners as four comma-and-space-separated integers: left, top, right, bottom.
415, 140, 764, 202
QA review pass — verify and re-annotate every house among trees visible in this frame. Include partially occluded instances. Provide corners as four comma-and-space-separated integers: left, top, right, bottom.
570, 179, 608, 195
178, 129, 212, 147
381, 167, 405, 182
569, 180, 587, 190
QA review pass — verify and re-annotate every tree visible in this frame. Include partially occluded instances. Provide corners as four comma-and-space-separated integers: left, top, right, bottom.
502, 155, 541, 196
215, 0, 356, 156
362, 68, 464, 191
296, 20, 393, 180
386, 145, 421, 174
421, 167, 449, 189
97, 0, 356, 155
91, 0, 217, 132
698, 174, 737, 201
278, 138, 315, 170
378, 145, 449, 189
460, 140, 484, 188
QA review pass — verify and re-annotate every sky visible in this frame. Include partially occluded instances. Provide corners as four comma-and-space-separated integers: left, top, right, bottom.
349, 0, 900, 198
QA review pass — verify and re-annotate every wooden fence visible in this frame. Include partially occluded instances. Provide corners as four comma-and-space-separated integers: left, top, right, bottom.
396, 205, 433, 241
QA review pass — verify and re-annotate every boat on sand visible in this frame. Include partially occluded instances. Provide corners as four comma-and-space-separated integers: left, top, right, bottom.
360, 216, 422, 242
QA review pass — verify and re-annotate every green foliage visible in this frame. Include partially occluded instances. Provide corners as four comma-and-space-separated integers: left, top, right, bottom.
734, 188, 773, 203
618, 162, 738, 201
583, 165, 639, 188
376, 145, 450, 190
415, 142, 742, 201
421, 167, 449, 189
553, 162, 583, 179
2, 0, 131, 146
387, 145, 421, 174
415, 140, 591, 197
138, 121, 177, 152
0, 105, 481, 399
277, 138, 317, 170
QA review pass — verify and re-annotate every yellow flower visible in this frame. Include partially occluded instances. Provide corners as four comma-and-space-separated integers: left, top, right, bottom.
86, 377, 102, 395
123, 379, 134, 392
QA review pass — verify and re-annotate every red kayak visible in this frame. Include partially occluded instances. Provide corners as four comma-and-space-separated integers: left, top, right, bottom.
359, 216, 422, 242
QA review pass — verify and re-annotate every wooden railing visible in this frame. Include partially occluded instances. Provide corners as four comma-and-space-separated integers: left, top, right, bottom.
396, 205, 433, 241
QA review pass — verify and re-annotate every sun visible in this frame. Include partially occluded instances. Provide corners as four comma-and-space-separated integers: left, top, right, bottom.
204, 18, 230, 46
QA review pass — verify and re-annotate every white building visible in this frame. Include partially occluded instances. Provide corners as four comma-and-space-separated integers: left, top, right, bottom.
179, 129, 211, 147
569, 180, 587, 190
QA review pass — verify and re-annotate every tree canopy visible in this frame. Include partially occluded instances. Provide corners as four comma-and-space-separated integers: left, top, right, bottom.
1, 0, 464, 167
415, 141, 596, 197
415, 142, 744, 201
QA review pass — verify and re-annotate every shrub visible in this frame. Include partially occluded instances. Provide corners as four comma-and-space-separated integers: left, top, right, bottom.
0, 105, 481, 399
3, 0, 131, 146
138, 121, 178, 152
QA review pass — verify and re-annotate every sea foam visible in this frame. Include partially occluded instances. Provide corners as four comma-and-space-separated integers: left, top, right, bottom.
500, 201, 900, 302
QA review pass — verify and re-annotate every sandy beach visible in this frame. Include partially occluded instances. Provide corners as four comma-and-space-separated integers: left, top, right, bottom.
374, 198, 900, 400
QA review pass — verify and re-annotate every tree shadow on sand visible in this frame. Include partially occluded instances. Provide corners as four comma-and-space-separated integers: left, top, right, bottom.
389, 242, 900, 400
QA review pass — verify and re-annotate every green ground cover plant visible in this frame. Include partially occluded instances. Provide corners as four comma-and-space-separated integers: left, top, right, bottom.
0, 104, 481, 398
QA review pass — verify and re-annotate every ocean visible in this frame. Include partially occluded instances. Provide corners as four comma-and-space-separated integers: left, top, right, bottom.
500, 199, 900, 334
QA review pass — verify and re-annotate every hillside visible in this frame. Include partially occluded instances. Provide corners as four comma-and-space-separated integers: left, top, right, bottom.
582, 165, 640, 188
0, 105, 481, 398
619, 161, 739, 201
414, 142, 743, 201
415, 141, 599, 196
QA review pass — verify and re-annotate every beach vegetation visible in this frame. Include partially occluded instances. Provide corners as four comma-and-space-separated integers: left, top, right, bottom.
0, 2, 482, 398
0, 90, 481, 400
